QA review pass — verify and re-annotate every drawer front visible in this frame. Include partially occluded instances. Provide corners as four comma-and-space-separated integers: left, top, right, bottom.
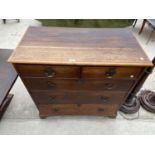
31, 91, 126, 105
82, 66, 143, 79
38, 103, 118, 116
24, 78, 134, 91
15, 64, 80, 78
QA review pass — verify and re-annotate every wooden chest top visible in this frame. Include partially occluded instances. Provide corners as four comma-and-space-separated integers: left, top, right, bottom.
8, 26, 152, 67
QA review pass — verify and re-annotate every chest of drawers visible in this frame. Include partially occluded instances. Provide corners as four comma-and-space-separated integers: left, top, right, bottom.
8, 27, 153, 118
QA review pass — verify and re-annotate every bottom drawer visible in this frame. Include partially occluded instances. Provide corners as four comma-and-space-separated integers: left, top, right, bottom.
38, 103, 118, 117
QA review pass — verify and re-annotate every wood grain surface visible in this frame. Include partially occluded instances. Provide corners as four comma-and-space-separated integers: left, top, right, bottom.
8, 27, 152, 66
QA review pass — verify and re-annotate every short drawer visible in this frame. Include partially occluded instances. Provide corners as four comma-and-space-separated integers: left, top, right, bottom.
31, 90, 126, 105
38, 103, 118, 116
15, 64, 80, 78
24, 78, 134, 91
82, 66, 143, 79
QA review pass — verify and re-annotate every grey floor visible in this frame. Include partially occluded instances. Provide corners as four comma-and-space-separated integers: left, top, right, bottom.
0, 19, 155, 134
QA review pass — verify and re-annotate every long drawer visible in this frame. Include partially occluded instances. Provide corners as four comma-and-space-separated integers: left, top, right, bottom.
24, 78, 134, 91
38, 103, 118, 116
31, 90, 126, 105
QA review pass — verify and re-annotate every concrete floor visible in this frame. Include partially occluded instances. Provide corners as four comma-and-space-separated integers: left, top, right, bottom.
0, 19, 155, 134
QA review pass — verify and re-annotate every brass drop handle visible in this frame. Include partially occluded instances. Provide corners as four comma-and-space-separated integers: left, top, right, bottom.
78, 79, 84, 85
44, 67, 56, 77
52, 108, 59, 112
105, 68, 116, 78
77, 103, 81, 107
100, 96, 109, 103
104, 83, 114, 90
48, 96, 56, 102
97, 108, 104, 112
47, 81, 56, 88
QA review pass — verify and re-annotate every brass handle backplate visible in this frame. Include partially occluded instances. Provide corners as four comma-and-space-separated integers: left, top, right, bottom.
105, 68, 116, 78
104, 83, 114, 90
78, 79, 84, 85
97, 108, 104, 112
52, 108, 59, 112
100, 96, 109, 103
44, 67, 56, 77
47, 81, 56, 88
48, 96, 56, 102
77, 103, 81, 107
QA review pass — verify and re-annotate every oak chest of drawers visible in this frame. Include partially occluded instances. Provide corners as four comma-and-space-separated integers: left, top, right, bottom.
8, 27, 153, 118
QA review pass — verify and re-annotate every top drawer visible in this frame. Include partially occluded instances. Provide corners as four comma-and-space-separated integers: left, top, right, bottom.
15, 64, 80, 78
82, 66, 143, 79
